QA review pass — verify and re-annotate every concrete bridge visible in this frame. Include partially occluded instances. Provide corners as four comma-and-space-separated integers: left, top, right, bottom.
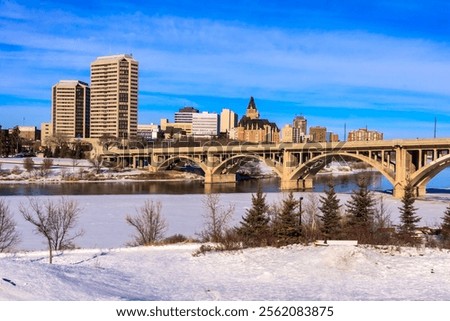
101, 138, 450, 198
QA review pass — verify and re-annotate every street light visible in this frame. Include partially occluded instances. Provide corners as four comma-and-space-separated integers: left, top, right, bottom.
298, 196, 304, 228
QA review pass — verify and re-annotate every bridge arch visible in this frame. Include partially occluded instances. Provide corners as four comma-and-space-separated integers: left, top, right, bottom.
155, 155, 208, 174
286, 152, 396, 186
211, 154, 282, 177
411, 154, 450, 190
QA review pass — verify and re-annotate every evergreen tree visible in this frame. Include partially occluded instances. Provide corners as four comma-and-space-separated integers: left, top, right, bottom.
237, 186, 270, 247
345, 177, 376, 243
318, 182, 341, 240
273, 192, 301, 246
441, 204, 450, 246
398, 180, 421, 244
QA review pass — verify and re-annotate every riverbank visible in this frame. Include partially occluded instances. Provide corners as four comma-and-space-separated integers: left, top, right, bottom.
0, 157, 203, 183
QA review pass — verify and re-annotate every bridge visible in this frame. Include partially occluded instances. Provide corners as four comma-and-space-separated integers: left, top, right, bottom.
99, 138, 450, 198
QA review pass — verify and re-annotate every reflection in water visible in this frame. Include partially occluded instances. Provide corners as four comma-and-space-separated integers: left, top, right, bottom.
0, 171, 392, 196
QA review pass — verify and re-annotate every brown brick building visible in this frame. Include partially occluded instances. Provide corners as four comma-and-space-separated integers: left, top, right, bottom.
234, 97, 280, 144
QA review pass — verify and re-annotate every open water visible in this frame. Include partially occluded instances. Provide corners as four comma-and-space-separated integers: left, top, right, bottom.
0, 168, 449, 196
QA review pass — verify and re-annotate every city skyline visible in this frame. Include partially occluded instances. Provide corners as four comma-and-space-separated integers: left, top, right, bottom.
1, 0, 450, 139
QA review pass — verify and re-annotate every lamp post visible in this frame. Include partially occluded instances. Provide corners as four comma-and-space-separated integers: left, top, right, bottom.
298, 196, 304, 230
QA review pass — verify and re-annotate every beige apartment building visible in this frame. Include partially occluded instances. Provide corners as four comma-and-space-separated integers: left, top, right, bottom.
348, 128, 384, 141
220, 108, 238, 135
90, 54, 138, 139
51, 80, 90, 138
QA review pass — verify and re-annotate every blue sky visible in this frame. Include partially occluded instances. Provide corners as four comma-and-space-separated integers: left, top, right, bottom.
1, 0, 450, 139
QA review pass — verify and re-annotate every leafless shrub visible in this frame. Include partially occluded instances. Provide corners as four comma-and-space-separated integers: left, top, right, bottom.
162, 234, 190, 244
10, 165, 21, 175
39, 158, 53, 178
126, 200, 167, 246
200, 193, 235, 243
23, 157, 35, 172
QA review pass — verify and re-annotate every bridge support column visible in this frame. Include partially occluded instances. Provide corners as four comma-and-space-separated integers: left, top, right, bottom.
415, 185, 427, 197
393, 185, 405, 198
280, 178, 313, 190
204, 173, 236, 184
393, 146, 408, 199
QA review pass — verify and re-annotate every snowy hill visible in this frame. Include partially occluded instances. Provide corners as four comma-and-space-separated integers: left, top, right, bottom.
1, 244, 450, 301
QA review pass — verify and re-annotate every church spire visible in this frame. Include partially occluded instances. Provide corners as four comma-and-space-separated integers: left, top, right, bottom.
245, 96, 259, 119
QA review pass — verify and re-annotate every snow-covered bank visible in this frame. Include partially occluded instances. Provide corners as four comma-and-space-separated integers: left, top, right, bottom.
1, 244, 450, 301
3, 192, 450, 251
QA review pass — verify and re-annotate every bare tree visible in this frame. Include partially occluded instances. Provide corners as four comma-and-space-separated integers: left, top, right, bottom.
126, 200, 167, 246
39, 158, 53, 178
19, 197, 83, 263
201, 193, 235, 242
0, 199, 20, 252
23, 157, 35, 172
372, 195, 394, 245
47, 133, 71, 158
302, 193, 322, 242
98, 134, 119, 151
88, 155, 104, 174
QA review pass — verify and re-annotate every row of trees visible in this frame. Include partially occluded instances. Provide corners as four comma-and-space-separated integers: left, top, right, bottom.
2, 182, 450, 264
203, 178, 450, 249
0, 126, 21, 157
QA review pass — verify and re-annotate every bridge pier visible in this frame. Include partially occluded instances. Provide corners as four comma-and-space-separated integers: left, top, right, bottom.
416, 185, 427, 197
393, 184, 427, 198
280, 178, 313, 190
204, 173, 237, 184
393, 185, 405, 199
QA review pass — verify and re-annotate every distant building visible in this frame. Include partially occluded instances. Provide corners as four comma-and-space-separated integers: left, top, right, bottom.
348, 128, 383, 141
293, 116, 307, 143
14, 126, 40, 141
160, 118, 192, 136
281, 124, 294, 143
309, 126, 327, 142
174, 107, 199, 123
137, 124, 160, 141
90, 54, 138, 139
41, 122, 53, 145
52, 80, 90, 138
192, 112, 219, 137
235, 97, 280, 144
282, 116, 308, 143
220, 108, 238, 136
326, 132, 339, 142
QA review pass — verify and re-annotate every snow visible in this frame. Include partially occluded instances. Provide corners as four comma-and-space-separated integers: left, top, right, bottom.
1, 243, 450, 301
2, 192, 448, 251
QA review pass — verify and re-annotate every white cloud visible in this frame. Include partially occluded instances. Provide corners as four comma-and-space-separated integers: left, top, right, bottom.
2, 3, 450, 132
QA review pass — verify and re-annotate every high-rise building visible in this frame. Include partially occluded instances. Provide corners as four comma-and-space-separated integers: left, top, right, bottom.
90, 54, 138, 139
293, 116, 307, 143
51, 80, 90, 138
220, 108, 238, 135
293, 116, 307, 134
